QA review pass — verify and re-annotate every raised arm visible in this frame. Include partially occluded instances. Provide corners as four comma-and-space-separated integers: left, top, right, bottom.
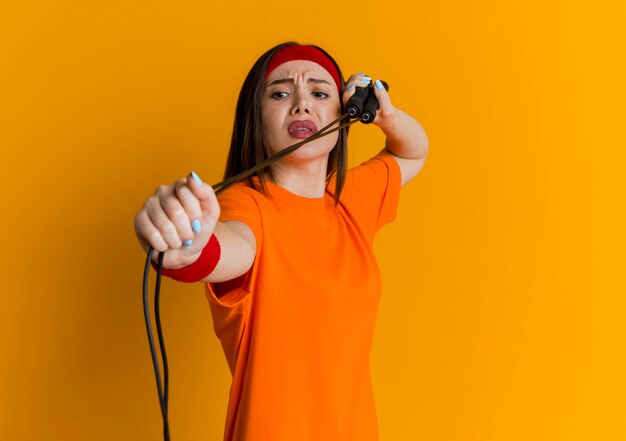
342, 76, 430, 186
378, 105, 429, 186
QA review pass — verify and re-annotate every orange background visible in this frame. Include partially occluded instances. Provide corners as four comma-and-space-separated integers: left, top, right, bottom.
2, 1, 625, 440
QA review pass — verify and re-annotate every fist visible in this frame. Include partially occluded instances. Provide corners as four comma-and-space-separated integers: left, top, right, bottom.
133, 171, 220, 268
342, 72, 397, 129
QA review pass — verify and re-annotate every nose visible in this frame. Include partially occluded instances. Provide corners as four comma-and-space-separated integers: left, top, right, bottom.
289, 88, 311, 116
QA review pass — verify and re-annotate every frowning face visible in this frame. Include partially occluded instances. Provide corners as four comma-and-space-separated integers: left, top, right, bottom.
262, 60, 341, 164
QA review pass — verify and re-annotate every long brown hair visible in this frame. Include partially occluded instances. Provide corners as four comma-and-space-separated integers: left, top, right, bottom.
223, 41, 349, 205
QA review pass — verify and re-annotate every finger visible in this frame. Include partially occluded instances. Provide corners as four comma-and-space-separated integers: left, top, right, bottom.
345, 72, 363, 82
372, 79, 393, 113
135, 208, 169, 253
346, 72, 369, 83
187, 171, 221, 227
354, 74, 372, 87
175, 180, 203, 236
145, 196, 184, 249
160, 194, 195, 245
342, 73, 372, 106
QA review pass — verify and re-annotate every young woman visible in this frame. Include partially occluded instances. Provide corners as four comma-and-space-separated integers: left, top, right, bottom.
134, 41, 429, 441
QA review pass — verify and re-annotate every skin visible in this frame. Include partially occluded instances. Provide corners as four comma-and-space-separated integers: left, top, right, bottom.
134, 59, 428, 278
262, 60, 395, 198
261, 60, 341, 198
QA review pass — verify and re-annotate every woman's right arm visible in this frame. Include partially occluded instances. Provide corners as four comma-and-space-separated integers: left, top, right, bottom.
133, 172, 256, 283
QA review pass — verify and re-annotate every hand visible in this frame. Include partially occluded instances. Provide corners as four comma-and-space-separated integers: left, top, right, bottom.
133, 171, 220, 269
341, 73, 398, 131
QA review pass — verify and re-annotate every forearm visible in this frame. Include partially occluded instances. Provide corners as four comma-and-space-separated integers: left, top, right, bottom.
201, 220, 256, 283
157, 220, 256, 284
381, 108, 429, 160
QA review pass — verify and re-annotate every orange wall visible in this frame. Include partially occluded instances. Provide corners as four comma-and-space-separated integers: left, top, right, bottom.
2, 1, 625, 440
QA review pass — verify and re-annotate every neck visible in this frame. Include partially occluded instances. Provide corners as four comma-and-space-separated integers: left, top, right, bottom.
268, 158, 328, 198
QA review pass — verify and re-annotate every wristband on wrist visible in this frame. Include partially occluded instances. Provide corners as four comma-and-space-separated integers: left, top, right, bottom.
150, 234, 221, 283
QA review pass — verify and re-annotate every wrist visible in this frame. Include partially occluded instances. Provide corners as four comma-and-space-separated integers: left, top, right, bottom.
151, 250, 201, 269
377, 108, 400, 135
175, 250, 203, 269
150, 234, 221, 283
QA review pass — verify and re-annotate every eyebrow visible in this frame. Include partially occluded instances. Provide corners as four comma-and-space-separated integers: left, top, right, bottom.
266, 77, 331, 87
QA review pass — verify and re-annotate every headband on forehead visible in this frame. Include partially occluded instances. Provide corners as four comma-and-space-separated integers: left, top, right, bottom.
263, 45, 342, 93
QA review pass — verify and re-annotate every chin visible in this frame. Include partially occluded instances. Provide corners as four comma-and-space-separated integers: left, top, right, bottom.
271, 136, 336, 159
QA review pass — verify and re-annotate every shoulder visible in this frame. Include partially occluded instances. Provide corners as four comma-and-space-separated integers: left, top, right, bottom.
216, 181, 265, 236
216, 180, 267, 211
217, 180, 261, 199
344, 150, 402, 190
331, 151, 403, 237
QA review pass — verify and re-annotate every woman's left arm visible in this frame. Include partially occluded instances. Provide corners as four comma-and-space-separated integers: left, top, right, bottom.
371, 79, 430, 186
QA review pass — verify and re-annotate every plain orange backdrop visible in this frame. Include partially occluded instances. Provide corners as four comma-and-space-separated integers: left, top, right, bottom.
1, 1, 625, 440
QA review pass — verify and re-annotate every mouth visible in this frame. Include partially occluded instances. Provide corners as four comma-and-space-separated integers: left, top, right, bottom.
287, 120, 318, 139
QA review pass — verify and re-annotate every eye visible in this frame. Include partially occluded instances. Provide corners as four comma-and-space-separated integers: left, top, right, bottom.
313, 91, 330, 99
271, 91, 289, 99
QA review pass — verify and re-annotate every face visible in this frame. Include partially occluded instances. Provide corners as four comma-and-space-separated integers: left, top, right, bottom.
262, 60, 341, 163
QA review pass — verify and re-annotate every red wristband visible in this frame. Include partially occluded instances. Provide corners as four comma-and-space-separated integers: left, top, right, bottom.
151, 234, 221, 283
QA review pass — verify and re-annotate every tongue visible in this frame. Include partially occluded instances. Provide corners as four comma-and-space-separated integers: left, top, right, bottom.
288, 128, 315, 139
288, 121, 317, 133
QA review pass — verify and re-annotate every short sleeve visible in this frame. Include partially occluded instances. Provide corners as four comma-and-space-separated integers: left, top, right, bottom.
341, 152, 402, 239
216, 183, 263, 241
202, 184, 265, 373
204, 183, 262, 309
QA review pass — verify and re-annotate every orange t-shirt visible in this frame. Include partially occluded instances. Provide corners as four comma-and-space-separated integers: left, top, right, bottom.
205, 153, 402, 441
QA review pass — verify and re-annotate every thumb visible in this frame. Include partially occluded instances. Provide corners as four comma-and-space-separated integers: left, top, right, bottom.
187, 171, 220, 226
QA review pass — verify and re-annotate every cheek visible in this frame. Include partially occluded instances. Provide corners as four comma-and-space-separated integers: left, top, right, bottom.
261, 108, 276, 131
264, 115, 281, 137
326, 100, 341, 118
261, 111, 283, 146
263, 102, 281, 122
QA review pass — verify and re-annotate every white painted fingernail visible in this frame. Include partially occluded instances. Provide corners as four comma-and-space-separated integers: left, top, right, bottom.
191, 171, 203, 186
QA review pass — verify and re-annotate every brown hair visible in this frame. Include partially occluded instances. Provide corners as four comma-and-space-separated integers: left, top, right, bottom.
223, 41, 349, 205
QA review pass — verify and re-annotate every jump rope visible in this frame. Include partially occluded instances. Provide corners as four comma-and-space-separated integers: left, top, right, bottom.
142, 80, 388, 440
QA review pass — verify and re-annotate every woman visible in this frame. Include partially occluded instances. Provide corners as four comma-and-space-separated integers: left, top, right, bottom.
134, 41, 429, 441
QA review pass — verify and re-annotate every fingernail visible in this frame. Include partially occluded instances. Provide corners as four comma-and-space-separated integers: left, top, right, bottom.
191, 219, 202, 233
361, 78, 371, 84
347, 84, 355, 91
183, 240, 193, 247
358, 72, 365, 76
191, 171, 203, 186
375, 79, 383, 90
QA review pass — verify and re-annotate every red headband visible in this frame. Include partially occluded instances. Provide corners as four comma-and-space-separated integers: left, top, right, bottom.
263, 45, 342, 93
